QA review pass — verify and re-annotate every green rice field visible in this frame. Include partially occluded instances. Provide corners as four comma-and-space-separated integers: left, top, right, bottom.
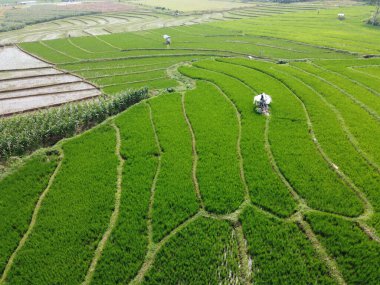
0, 2, 380, 284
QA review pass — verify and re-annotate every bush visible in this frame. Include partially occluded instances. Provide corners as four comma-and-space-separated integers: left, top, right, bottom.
0, 6, 98, 33
367, 18, 379, 25
0, 89, 148, 161
0, 21, 25, 32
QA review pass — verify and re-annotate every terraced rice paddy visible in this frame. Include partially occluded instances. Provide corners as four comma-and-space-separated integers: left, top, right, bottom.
0, 2, 380, 284
16, 21, 359, 98
0, 2, 330, 44
0, 46, 101, 115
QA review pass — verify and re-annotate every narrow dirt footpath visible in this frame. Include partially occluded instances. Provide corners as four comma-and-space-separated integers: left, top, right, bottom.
128, 101, 164, 284
171, 64, 254, 285
68, 38, 95, 54
281, 67, 380, 174
130, 213, 201, 285
181, 92, 205, 209
0, 149, 64, 284
209, 82, 253, 284
313, 63, 380, 98
191, 63, 347, 284
356, 222, 380, 243
264, 118, 347, 285
82, 123, 125, 285
264, 118, 305, 207
39, 41, 80, 61
291, 65, 380, 122
212, 83, 250, 201
268, 69, 379, 239
94, 35, 122, 51
297, 217, 346, 285
224, 61, 379, 242
129, 64, 254, 285
146, 101, 163, 247
234, 224, 252, 284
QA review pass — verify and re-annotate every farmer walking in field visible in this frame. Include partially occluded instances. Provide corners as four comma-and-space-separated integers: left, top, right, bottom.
163, 35, 171, 48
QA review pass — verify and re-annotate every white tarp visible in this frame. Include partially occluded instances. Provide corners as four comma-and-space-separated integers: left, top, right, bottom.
254, 93, 272, 105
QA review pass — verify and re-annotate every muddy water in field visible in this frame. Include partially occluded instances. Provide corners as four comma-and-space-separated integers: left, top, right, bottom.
0, 89, 100, 116
0, 47, 101, 116
0, 47, 50, 70
0, 82, 95, 100
0, 74, 82, 91
0, 68, 62, 81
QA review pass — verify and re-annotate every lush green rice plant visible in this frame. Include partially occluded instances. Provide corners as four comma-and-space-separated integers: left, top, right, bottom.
61, 57, 189, 72
179, 64, 296, 217
99, 32, 161, 50
0, 152, 58, 275
306, 212, 380, 284
183, 81, 245, 214
149, 94, 199, 242
93, 69, 166, 87
291, 62, 380, 118
69, 37, 120, 53
74, 65, 167, 78
58, 54, 220, 71
6, 124, 118, 284
92, 103, 157, 284
268, 63, 380, 231
144, 217, 240, 285
284, 63, 380, 167
102, 79, 177, 95
212, 7, 380, 55
4, 9, 380, 283
19, 42, 74, 64
213, 58, 364, 217
240, 206, 335, 284
315, 58, 380, 101
147, 25, 354, 60
352, 65, 380, 78
42, 39, 121, 60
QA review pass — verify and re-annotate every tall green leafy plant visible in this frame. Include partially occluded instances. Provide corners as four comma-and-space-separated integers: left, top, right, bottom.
0, 88, 148, 161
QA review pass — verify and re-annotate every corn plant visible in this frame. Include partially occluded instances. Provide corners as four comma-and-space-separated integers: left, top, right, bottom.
0, 88, 148, 161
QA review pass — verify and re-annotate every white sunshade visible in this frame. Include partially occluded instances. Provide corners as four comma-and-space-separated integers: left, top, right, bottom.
254, 93, 272, 104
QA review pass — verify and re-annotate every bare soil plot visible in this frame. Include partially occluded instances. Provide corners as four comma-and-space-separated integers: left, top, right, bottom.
0, 47, 101, 116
